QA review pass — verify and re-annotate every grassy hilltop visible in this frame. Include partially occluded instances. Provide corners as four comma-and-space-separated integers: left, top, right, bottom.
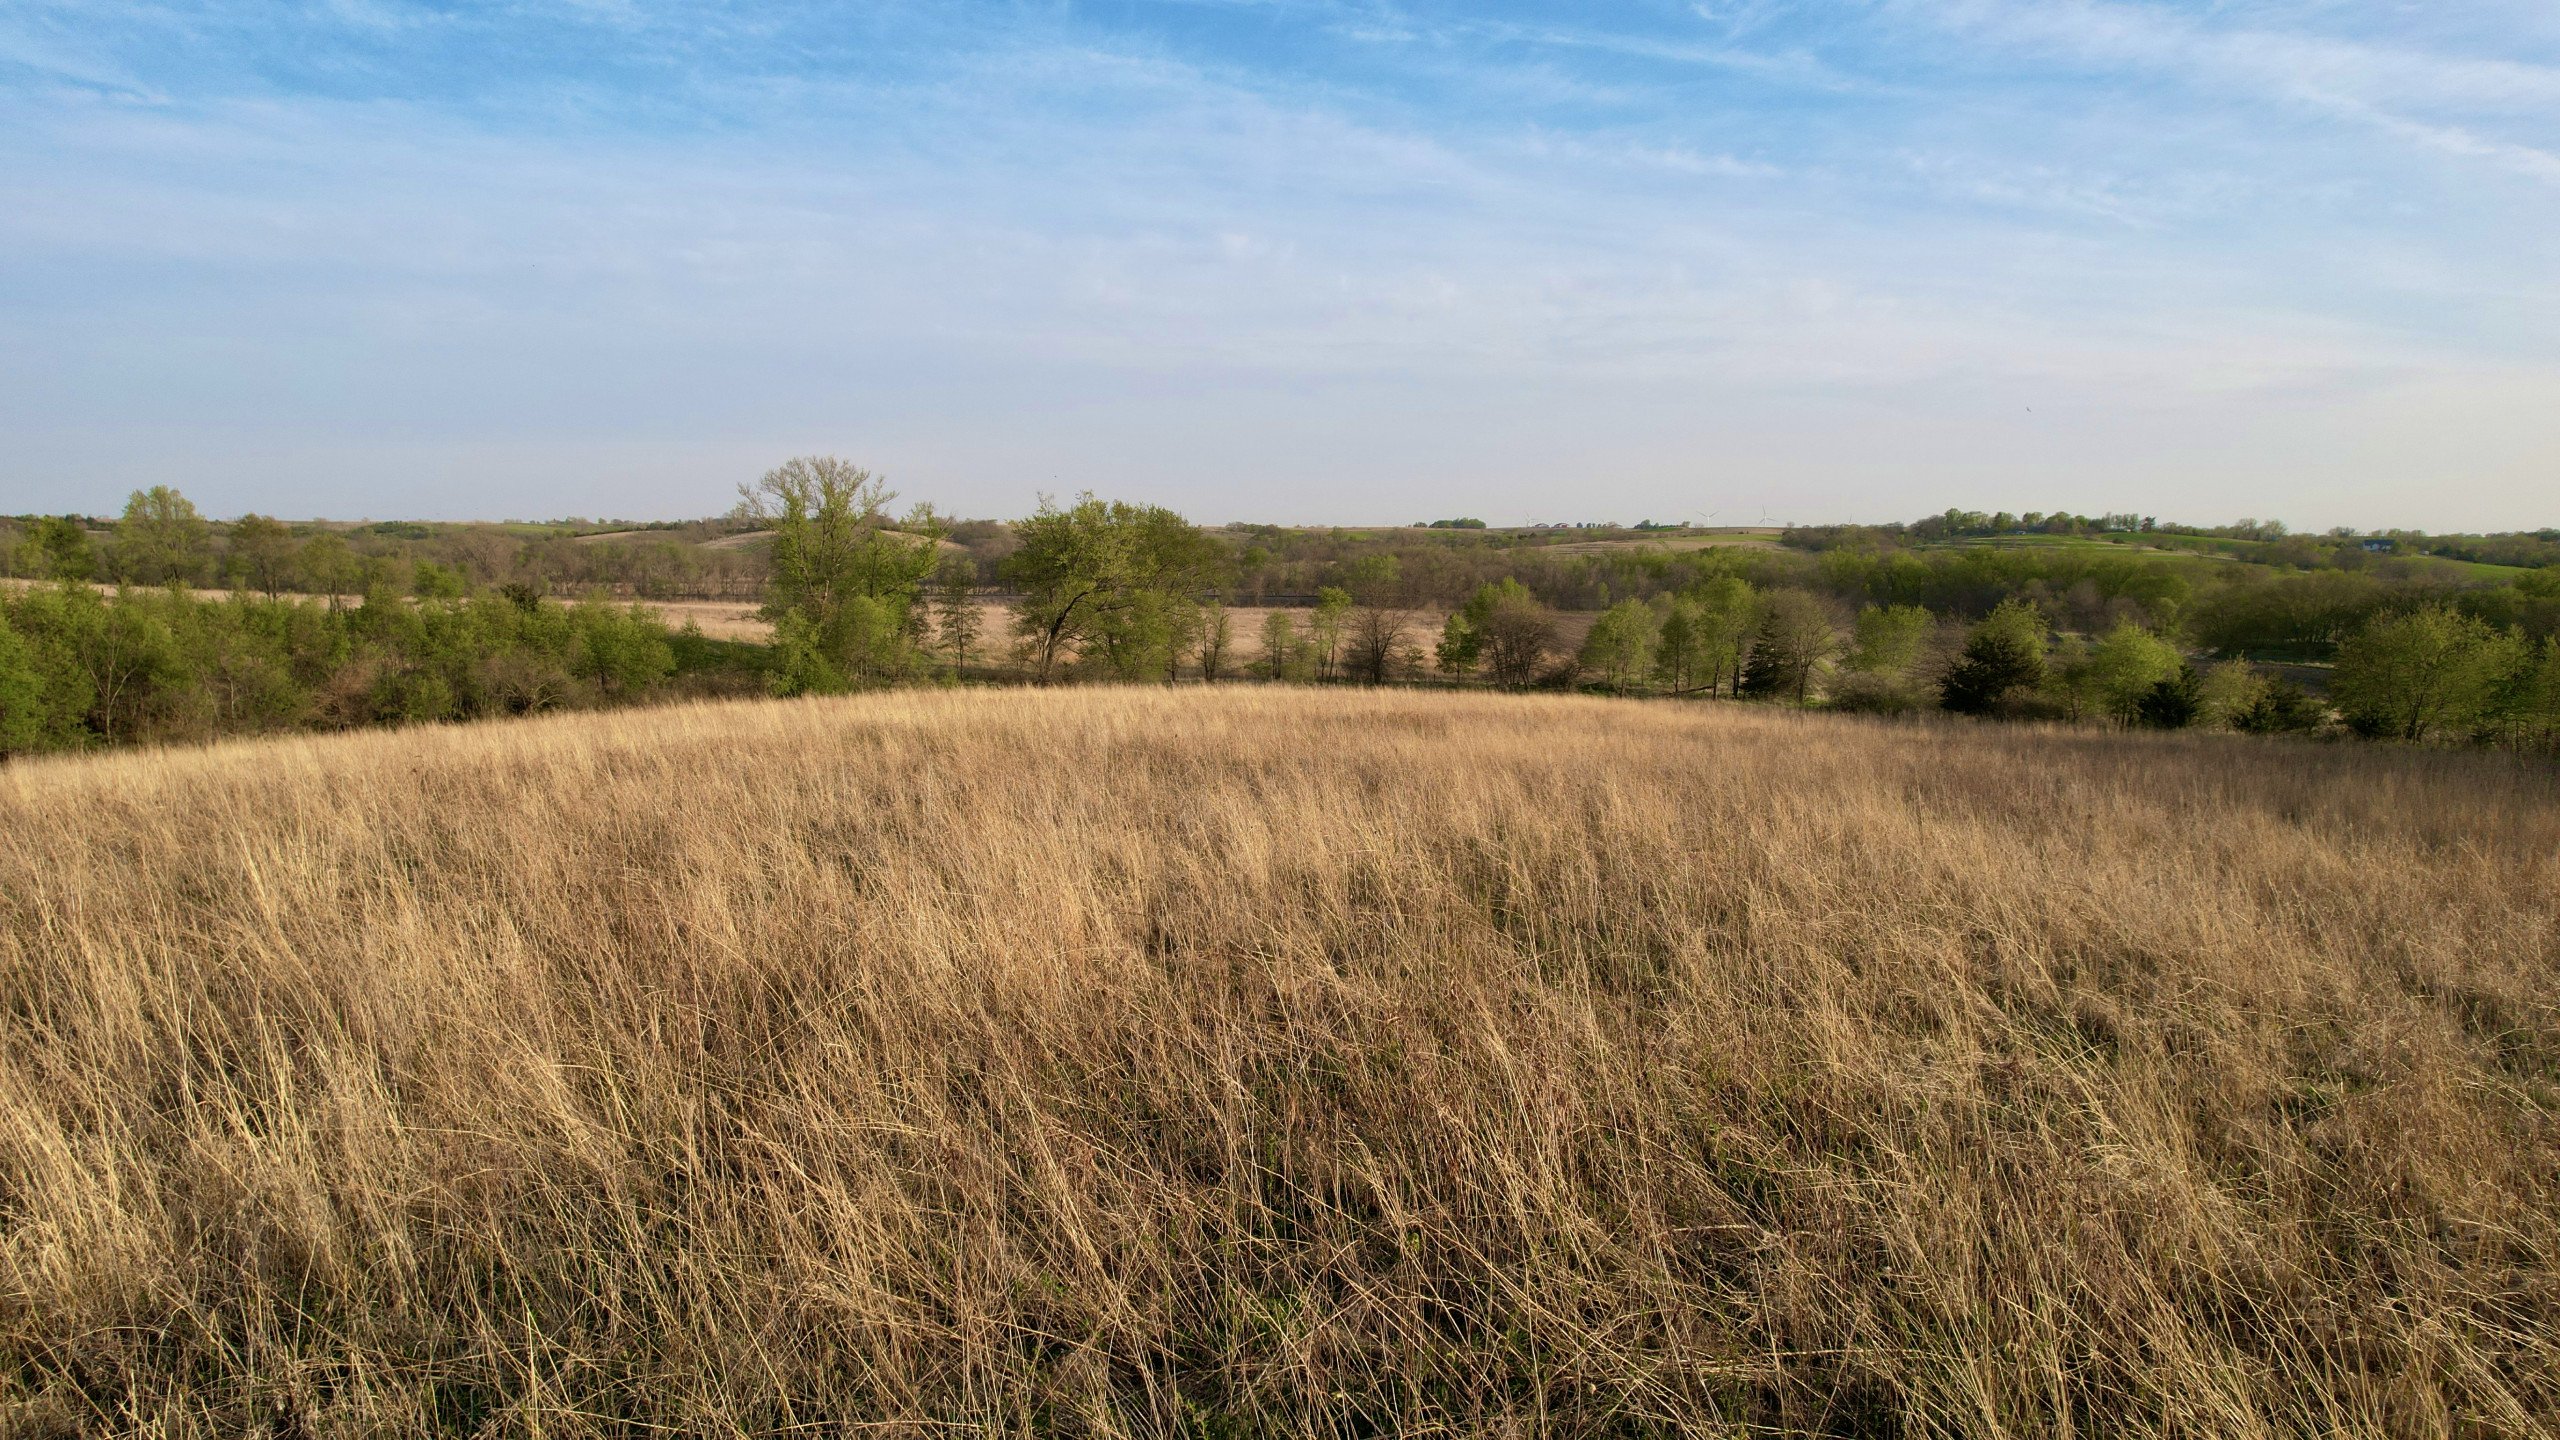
2, 689, 2556, 1436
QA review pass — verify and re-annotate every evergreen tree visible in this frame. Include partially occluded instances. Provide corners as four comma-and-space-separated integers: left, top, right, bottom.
1735, 590, 1835, 705
2133, 664, 2204, 729
1736, 625, 1788, 699
1939, 601, 2047, 715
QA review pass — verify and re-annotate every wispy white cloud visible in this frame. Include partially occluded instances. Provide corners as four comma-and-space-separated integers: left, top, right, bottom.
1481, 18, 1883, 96
2346, 106, 2560, 188
1905, 0, 2560, 186
1912, 0, 2560, 103
1, 1, 2555, 526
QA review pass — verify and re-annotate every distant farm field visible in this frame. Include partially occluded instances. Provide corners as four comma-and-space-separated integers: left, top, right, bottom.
2, 690, 2555, 1435
1530, 530, 1786, 557
655, 598, 1593, 654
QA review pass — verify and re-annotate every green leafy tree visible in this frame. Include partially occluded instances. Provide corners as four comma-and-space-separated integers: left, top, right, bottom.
1578, 599, 1659, 690
1434, 611, 1482, 678
2195, 660, 2262, 729
1939, 600, 2047, 715
226, 514, 297, 597
1831, 601, 1933, 712
932, 557, 983, 676
1439, 580, 1512, 680
767, 609, 842, 696
412, 559, 469, 599
300, 533, 361, 610
1155, 600, 1207, 682
21, 517, 97, 582
1004, 494, 1220, 683
1690, 577, 1759, 697
744, 456, 941, 692
2502, 638, 2560, 749
2038, 631, 2093, 718
1653, 597, 1704, 692
1259, 608, 1310, 681
2331, 606, 2523, 741
1642, 579, 1759, 697
109, 486, 213, 587
0, 588, 99, 747
573, 601, 677, 697
2059, 621, 2182, 723
2232, 677, 2324, 735
1338, 553, 1401, 607
184, 598, 311, 735
1737, 589, 1837, 705
1, 580, 713, 751
1438, 579, 1553, 688
1845, 604, 1931, 677
1309, 587, 1353, 679
80, 590, 195, 741
0, 613, 54, 757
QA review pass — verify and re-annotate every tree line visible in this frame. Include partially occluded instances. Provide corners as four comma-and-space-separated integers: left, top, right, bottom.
733, 459, 2560, 751
8, 462, 2557, 757
2, 488, 768, 601
1425, 579, 2556, 746
0, 583, 757, 758
15, 486, 2557, 663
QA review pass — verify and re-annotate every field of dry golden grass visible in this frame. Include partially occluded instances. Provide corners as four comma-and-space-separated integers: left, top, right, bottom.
2, 688, 2555, 1437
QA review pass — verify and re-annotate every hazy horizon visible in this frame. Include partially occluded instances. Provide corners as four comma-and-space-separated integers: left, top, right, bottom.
6, 2, 2556, 531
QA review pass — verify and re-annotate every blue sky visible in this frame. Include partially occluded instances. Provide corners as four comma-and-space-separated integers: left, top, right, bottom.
4, 2, 2556, 528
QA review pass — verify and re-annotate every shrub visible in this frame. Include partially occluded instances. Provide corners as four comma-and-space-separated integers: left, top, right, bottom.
1825, 669, 1927, 715
2133, 663, 2204, 729
1939, 600, 2047, 715
2232, 678, 2324, 735
2331, 606, 2522, 741
0, 583, 721, 756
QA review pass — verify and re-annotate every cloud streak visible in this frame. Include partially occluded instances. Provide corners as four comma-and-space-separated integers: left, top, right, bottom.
2, 0, 2555, 527
1906, 0, 2560, 183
